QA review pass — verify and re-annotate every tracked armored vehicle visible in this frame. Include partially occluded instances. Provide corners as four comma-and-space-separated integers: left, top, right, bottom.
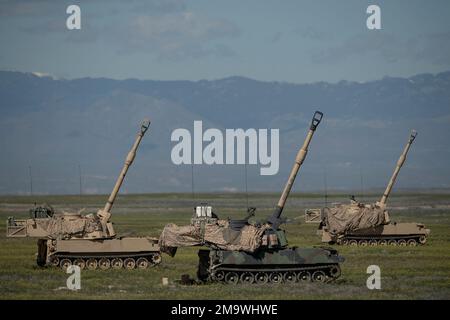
160, 111, 344, 284
318, 130, 430, 246
6, 120, 161, 270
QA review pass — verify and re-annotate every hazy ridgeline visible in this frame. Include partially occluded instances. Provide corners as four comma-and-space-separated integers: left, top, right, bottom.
1, 71, 449, 195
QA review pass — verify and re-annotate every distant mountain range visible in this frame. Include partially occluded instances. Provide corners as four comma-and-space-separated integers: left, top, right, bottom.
0, 70, 449, 195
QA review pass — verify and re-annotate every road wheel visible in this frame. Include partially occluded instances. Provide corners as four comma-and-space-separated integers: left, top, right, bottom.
283, 272, 297, 283
50, 256, 60, 267
60, 259, 72, 270
341, 239, 349, 245
369, 240, 378, 246
329, 265, 341, 279
407, 239, 417, 246
225, 272, 239, 285
98, 258, 111, 270
398, 239, 407, 246
111, 258, 123, 269
312, 270, 326, 282
240, 272, 255, 284
378, 239, 388, 246
269, 272, 283, 284
388, 239, 397, 246
136, 258, 149, 269
255, 272, 268, 284
358, 240, 368, 246
86, 258, 98, 270
297, 271, 311, 282
419, 236, 427, 244
73, 258, 86, 270
349, 240, 358, 246
151, 254, 162, 265
124, 258, 136, 270
213, 270, 225, 282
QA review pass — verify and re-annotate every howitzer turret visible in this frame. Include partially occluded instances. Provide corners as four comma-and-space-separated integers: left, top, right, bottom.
6, 119, 162, 270
318, 129, 430, 246
160, 111, 345, 284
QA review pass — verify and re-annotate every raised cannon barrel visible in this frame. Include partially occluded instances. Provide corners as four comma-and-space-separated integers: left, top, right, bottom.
267, 111, 323, 228
378, 130, 417, 207
97, 119, 150, 235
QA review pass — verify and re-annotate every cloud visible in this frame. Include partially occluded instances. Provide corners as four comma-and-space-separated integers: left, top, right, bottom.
0, 0, 59, 17
64, 129, 82, 138
12, 0, 240, 61
294, 26, 333, 41
312, 32, 450, 66
0, 0, 185, 17
211, 44, 237, 58
85, 175, 111, 181
312, 32, 400, 64
127, 0, 186, 15
326, 117, 391, 129
114, 11, 240, 60
270, 32, 283, 43
432, 114, 450, 124
408, 32, 450, 65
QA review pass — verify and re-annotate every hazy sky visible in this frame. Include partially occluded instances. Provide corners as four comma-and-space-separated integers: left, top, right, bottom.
1, 0, 449, 83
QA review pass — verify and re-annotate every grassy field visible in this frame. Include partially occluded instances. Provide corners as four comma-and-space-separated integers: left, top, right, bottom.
0, 192, 449, 300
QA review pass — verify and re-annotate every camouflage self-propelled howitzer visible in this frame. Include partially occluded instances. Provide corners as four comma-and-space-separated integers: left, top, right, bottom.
318, 130, 430, 246
160, 111, 345, 284
6, 120, 161, 270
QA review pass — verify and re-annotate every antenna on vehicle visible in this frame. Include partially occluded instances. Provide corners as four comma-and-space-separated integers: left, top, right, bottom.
324, 166, 328, 207
78, 164, 83, 196
191, 163, 195, 203
360, 165, 364, 202
244, 162, 249, 211
28, 166, 33, 196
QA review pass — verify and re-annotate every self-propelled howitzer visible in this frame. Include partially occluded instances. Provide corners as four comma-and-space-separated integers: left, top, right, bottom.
199, 111, 344, 284
7, 120, 161, 270
318, 130, 430, 246
160, 111, 345, 284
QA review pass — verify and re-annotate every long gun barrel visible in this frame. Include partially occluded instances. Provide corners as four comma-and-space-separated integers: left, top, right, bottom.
103, 119, 150, 213
378, 130, 417, 207
267, 111, 323, 227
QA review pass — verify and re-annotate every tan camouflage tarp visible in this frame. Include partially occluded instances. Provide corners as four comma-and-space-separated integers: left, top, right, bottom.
36, 214, 98, 239
159, 219, 270, 255
323, 203, 386, 235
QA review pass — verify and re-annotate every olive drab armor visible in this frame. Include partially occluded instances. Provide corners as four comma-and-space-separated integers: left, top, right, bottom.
160, 111, 345, 284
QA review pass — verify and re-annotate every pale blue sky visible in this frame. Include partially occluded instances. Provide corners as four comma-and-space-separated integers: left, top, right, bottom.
1, 0, 449, 83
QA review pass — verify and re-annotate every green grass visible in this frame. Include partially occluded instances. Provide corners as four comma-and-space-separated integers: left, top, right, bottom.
0, 192, 449, 299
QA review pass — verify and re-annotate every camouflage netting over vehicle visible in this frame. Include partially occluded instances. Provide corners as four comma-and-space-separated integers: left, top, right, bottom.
322, 200, 387, 236
159, 219, 271, 256
319, 130, 430, 246
160, 112, 345, 284
34, 212, 101, 239
7, 119, 162, 270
